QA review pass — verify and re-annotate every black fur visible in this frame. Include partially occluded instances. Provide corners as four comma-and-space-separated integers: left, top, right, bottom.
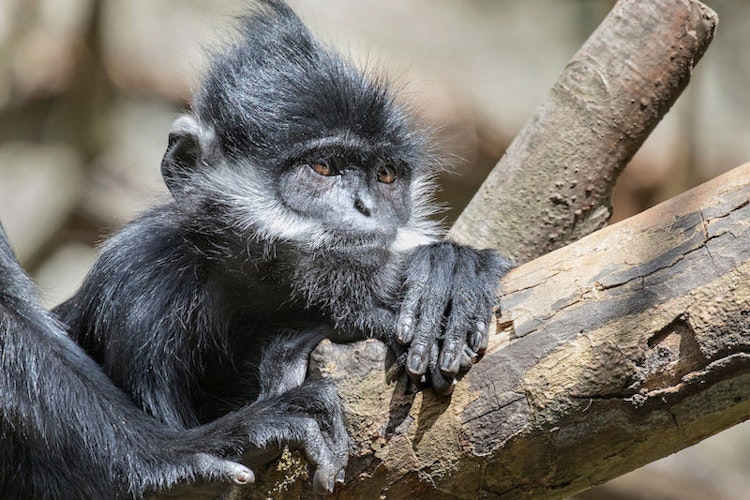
196, 1, 422, 169
0, 223, 258, 498
1, 1, 511, 497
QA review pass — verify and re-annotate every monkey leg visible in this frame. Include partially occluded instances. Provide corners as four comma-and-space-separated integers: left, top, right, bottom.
196, 327, 348, 493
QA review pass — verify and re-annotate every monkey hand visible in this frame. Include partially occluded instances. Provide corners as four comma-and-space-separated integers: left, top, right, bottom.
396, 241, 511, 395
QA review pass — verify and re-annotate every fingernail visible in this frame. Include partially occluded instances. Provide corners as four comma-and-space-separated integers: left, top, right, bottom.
336, 469, 346, 484
235, 468, 255, 485
408, 353, 422, 374
397, 322, 412, 343
440, 353, 454, 372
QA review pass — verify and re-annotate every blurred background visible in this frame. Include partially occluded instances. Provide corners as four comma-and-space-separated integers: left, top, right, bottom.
0, 0, 748, 497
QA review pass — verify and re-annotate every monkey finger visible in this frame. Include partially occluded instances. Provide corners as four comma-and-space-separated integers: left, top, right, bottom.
314, 439, 348, 495
438, 304, 474, 377
475, 329, 489, 357
313, 465, 338, 495
294, 419, 341, 495
406, 346, 430, 377
469, 309, 493, 356
399, 242, 457, 347
396, 288, 432, 347
396, 289, 424, 346
406, 338, 438, 386
438, 336, 464, 378
395, 312, 415, 345
406, 329, 439, 377
405, 305, 443, 377
406, 294, 451, 377
459, 345, 479, 371
396, 251, 433, 345
467, 324, 486, 356
226, 465, 255, 486
328, 404, 351, 474
310, 384, 349, 491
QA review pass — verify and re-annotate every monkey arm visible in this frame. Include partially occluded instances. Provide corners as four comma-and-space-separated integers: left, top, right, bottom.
53, 209, 219, 430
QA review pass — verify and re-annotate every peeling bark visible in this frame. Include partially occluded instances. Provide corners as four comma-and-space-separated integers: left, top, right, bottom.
244, 162, 750, 499
449, 0, 717, 264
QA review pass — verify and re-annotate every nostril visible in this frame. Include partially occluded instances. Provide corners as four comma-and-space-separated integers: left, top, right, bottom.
354, 199, 372, 217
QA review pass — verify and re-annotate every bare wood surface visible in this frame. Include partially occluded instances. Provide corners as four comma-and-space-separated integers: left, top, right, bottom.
245, 162, 750, 499
449, 0, 717, 264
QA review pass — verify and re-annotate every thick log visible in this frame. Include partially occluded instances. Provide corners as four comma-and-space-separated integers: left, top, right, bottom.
247, 162, 750, 498
449, 0, 717, 264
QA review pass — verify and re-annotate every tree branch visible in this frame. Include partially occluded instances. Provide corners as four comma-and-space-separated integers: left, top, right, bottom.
449, 0, 717, 264
255, 162, 750, 499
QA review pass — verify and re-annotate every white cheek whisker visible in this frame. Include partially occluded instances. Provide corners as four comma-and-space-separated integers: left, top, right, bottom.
192, 156, 441, 256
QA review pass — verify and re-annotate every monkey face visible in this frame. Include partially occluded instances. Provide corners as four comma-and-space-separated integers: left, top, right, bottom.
277, 151, 412, 248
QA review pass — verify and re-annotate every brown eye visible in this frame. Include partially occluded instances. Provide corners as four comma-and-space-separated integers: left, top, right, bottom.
310, 161, 335, 177
377, 165, 397, 184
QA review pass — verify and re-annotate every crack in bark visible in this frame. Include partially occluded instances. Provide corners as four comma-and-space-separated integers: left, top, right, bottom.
698, 208, 721, 274
461, 393, 527, 427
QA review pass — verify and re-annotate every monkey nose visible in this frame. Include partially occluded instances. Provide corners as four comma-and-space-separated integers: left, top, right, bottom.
354, 198, 372, 217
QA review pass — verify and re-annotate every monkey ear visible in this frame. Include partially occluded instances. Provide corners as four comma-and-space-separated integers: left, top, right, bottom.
161, 114, 213, 199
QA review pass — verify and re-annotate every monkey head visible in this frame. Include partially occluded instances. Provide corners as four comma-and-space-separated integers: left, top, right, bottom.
160, 0, 441, 257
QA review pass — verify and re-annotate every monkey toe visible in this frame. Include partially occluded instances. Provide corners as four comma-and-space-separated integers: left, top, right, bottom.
286, 382, 349, 493
429, 368, 456, 396
192, 453, 255, 486
313, 465, 338, 495
296, 418, 348, 495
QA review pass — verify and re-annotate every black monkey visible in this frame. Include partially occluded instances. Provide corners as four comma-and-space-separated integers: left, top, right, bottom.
2, 0, 511, 496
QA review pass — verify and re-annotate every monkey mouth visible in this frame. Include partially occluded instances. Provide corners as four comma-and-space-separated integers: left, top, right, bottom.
322, 229, 394, 250
332, 242, 387, 252
322, 235, 394, 262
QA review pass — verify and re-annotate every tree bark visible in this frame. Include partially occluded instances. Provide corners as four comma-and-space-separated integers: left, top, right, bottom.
250, 161, 750, 499
449, 0, 717, 264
